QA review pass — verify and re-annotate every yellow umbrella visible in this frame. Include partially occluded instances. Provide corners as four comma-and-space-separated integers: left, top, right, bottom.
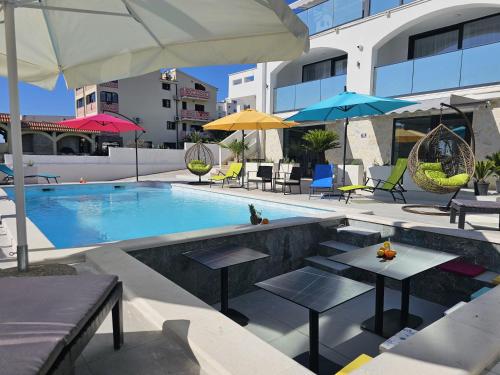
203, 109, 297, 186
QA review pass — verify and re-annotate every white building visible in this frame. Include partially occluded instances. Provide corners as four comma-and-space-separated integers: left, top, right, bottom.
75, 69, 217, 148
231, 0, 500, 176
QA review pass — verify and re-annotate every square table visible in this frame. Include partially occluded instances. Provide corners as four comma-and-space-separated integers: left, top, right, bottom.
183, 245, 269, 326
256, 266, 374, 374
450, 199, 500, 230
330, 242, 458, 338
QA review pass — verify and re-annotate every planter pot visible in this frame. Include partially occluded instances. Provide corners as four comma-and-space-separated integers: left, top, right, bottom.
250, 216, 262, 225
496, 179, 500, 193
476, 182, 489, 196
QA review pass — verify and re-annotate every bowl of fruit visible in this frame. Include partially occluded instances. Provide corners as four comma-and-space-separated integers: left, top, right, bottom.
377, 241, 397, 260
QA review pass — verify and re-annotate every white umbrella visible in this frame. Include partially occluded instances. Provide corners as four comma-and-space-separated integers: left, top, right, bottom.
0, 0, 309, 271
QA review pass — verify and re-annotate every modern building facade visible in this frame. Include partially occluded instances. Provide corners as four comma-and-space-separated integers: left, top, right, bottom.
232, 0, 500, 175
75, 69, 217, 148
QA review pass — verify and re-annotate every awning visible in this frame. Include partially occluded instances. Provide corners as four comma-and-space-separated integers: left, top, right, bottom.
388, 94, 485, 115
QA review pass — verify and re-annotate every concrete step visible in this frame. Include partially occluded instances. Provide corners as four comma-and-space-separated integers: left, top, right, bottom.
304, 256, 351, 275
333, 225, 381, 247
318, 240, 358, 256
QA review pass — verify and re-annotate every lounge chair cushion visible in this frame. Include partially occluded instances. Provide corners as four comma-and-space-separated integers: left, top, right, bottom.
336, 354, 372, 374
437, 260, 485, 277
424, 170, 470, 187
188, 161, 211, 174
419, 162, 444, 172
0, 275, 118, 375
338, 185, 369, 192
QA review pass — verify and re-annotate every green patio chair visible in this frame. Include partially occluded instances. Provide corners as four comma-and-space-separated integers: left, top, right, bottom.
338, 158, 408, 204
209, 162, 242, 188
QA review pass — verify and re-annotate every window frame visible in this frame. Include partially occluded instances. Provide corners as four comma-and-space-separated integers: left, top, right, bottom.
301, 54, 348, 82
194, 104, 205, 112
166, 121, 176, 130
162, 99, 171, 108
162, 83, 171, 91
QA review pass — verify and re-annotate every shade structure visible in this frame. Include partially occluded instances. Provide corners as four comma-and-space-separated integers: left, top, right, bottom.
288, 92, 417, 185
58, 114, 144, 133
203, 109, 298, 186
0, 1, 309, 272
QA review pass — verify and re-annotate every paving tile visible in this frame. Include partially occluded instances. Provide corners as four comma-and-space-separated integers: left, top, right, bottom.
244, 310, 296, 342
75, 361, 93, 375
488, 361, 500, 375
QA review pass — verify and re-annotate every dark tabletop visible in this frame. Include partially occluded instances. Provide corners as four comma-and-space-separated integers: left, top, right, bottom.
255, 266, 374, 313
183, 245, 269, 270
452, 199, 500, 209
330, 242, 458, 281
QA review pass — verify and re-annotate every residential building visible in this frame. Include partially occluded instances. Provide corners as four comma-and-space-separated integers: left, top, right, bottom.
226, 68, 259, 112
231, 0, 500, 175
75, 69, 217, 148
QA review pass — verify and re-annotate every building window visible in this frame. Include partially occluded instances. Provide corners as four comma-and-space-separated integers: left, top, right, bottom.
182, 123, 187, 131
412, 29, 459, 59
194, 83, 206, 91
302, 55, 348, 82
195, 104, 205, 112
76, 98, 84, 108
162, 83, 171, 90
100, 91, 119, 103
191, 125, 202, 132
463, 14, 500, 49
182, 101, 187, 110
243, 104, 251, 110
244, 76, 254, 82
85, 92, 96, 105
166, 121, 176, 130
162, 99, 171, 108
392, 113, 472, 164
232, 78, 242, 85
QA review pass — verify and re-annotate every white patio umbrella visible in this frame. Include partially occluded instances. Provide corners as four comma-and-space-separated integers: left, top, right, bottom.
0, 0, 309, 271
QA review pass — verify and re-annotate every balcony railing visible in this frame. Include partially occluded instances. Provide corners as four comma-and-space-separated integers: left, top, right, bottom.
99, 80, 119, 89
273, 74, 346, 113
180, 110, 210, 121
374, 41, 500, 97
179, 87, 209, 100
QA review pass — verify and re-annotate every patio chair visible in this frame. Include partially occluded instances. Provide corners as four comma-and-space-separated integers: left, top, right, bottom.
209, 162, 242, 188
309, 164, 335, 199
337, 158, 408, 204
0, 275, 123, 375
246, 165, 273, 191
274, 166, 302, 194
0, 164, 60, 184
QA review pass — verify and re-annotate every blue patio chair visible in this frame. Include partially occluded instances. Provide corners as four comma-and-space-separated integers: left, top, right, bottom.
309, 164, 334, 199
0, 164, 60, 184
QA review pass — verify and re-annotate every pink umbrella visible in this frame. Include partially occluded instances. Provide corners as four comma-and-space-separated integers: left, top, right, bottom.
59, 114, 145, 181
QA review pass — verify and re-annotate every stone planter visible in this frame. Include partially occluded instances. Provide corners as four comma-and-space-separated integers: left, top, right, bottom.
336, 164, 363, 186
476, 181, 489, 196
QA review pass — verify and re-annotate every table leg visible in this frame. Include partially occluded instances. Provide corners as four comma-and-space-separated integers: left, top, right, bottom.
450, 208, 457, 223
220, 267, 229, 315
458, 210, 466, 229
309, 310, 319, 374
374, 274, 385, 336
400, 278, 410, 327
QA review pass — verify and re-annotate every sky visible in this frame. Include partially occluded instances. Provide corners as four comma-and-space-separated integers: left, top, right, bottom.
0, 0, 297, 117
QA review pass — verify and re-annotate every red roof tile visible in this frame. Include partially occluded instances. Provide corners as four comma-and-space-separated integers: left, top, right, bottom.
0, 113, 100, 134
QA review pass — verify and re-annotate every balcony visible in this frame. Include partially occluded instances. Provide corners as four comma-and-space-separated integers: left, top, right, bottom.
374, 41, 500, 97
100, 101, 119, 112
99, 80, 119, 89
273, 74, 346, 113
179, 87, 209, 100
180, 110, 210, 121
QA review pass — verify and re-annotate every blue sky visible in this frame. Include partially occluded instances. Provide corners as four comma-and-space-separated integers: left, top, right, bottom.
0, 0, 297, 116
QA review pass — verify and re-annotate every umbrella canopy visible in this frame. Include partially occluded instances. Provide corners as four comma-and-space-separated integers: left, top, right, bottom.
203, 109, 297, 131
58, 114, 144, 133
0, 0, 309, 272
288, 92, 417, 186
395, 128, 426, 143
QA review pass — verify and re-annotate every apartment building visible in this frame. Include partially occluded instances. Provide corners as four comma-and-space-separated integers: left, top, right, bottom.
75, 69, 217, 148
232, 0, 500, 175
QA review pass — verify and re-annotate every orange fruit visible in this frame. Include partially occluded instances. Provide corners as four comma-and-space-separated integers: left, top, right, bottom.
262, 218, 270, 225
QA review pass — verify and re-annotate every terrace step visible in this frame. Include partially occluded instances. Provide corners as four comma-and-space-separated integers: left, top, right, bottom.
318, 240, 358, 256
332, 225, 381, 247
304, 256, 351, 275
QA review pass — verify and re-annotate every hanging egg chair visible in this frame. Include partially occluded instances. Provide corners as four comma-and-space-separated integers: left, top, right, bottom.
407, 123, 475, 195
185, 141, 214, 184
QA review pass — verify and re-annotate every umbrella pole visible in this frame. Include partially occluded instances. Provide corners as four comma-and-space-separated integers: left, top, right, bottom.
241, 130, 245, 187
135, 131, 139, 182
5, 3, 29, 271
342, 118, 349, 186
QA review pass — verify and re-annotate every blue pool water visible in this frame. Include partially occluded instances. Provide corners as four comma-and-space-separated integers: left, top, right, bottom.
5, 183, 325, 248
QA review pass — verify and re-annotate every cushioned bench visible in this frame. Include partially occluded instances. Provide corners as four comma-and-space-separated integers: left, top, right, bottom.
0, 275, 123, 375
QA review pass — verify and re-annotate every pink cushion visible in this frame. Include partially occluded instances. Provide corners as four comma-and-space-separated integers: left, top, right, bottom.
437, 260, 485, 277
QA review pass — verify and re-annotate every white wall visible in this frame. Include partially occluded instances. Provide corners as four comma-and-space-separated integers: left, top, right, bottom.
5, 145, 230, 183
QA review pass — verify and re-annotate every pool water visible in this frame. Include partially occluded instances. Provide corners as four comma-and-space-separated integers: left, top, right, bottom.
5, 183, 325, 248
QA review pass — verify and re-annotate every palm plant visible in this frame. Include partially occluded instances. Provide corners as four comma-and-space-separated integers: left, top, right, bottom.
473, 160, 495, 183
302, 129, 340, 164
186, 131, 204, 143
220, 139, 248, 162
486, 151, 500, 175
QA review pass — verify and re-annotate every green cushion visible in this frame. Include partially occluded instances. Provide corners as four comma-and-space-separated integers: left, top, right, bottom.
424, 170, 448, 180
188, 162, 211, 174
418, 162, 443, 172
338, 185, 369, 191
434, 173, 470, 187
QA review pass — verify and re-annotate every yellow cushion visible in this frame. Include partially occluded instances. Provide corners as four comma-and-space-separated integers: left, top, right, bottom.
419, 162, 443, 172
338, 185, 368, 192
336, 354, 373, 375
492, 275, 500, 285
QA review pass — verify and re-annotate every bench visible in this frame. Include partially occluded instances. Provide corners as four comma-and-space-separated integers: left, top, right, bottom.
0, 275, 123, 375
450, 199, 500, 230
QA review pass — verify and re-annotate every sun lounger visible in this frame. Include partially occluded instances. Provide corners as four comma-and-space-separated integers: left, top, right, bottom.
309, 164, 334, 199
0, 164, 60, 184
0, 275, 123, 375
209, 162, 242, 188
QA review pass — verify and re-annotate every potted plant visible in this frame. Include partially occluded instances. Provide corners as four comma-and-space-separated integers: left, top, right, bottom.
220, 139, 248, 162
486, 151, 500, 193
473, 160, 495, 196
248, 204, 262, 225
301, 129, 340, 165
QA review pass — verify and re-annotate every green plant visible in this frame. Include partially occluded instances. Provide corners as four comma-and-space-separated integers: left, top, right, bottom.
302, 129, 340, 164
473, 160, 495, 183
486, 151, 500, 176
220, 139, 248, 162
186, 132, 204, 143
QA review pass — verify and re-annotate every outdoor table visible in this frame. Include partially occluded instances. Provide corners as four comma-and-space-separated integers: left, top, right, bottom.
255, 266, 373, 374
183, 245, 269, 326
450, 199, 500, 230
330, 242, 458, 338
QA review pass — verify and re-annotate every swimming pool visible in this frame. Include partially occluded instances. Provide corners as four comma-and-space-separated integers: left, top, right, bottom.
4, 183, 328, 248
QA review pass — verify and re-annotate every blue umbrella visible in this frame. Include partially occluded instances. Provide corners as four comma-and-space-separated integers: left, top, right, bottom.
288, 91, 417, 185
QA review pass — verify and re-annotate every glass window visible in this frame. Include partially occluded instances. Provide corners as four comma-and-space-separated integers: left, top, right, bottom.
333, 0, 363, 26
413, 29, 459, 58
195, 83, 206, 90
100, 91, 119, 103
166, 121, 176, 130
232, 78, 242, 85
302, 60, 332, 82
333, 57, 348, 75
162, 99, 171, 108
162, 83, 170, 90
85, 92, 96, 104
244, 75, 254, 82
370, 0, 401, 16
195, 104, 205, 112
309, 0, 333, 34
182, 123, 187, 131
76, 98, 84, 108
463, 14, 500, 49
182, 101, 187, 110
